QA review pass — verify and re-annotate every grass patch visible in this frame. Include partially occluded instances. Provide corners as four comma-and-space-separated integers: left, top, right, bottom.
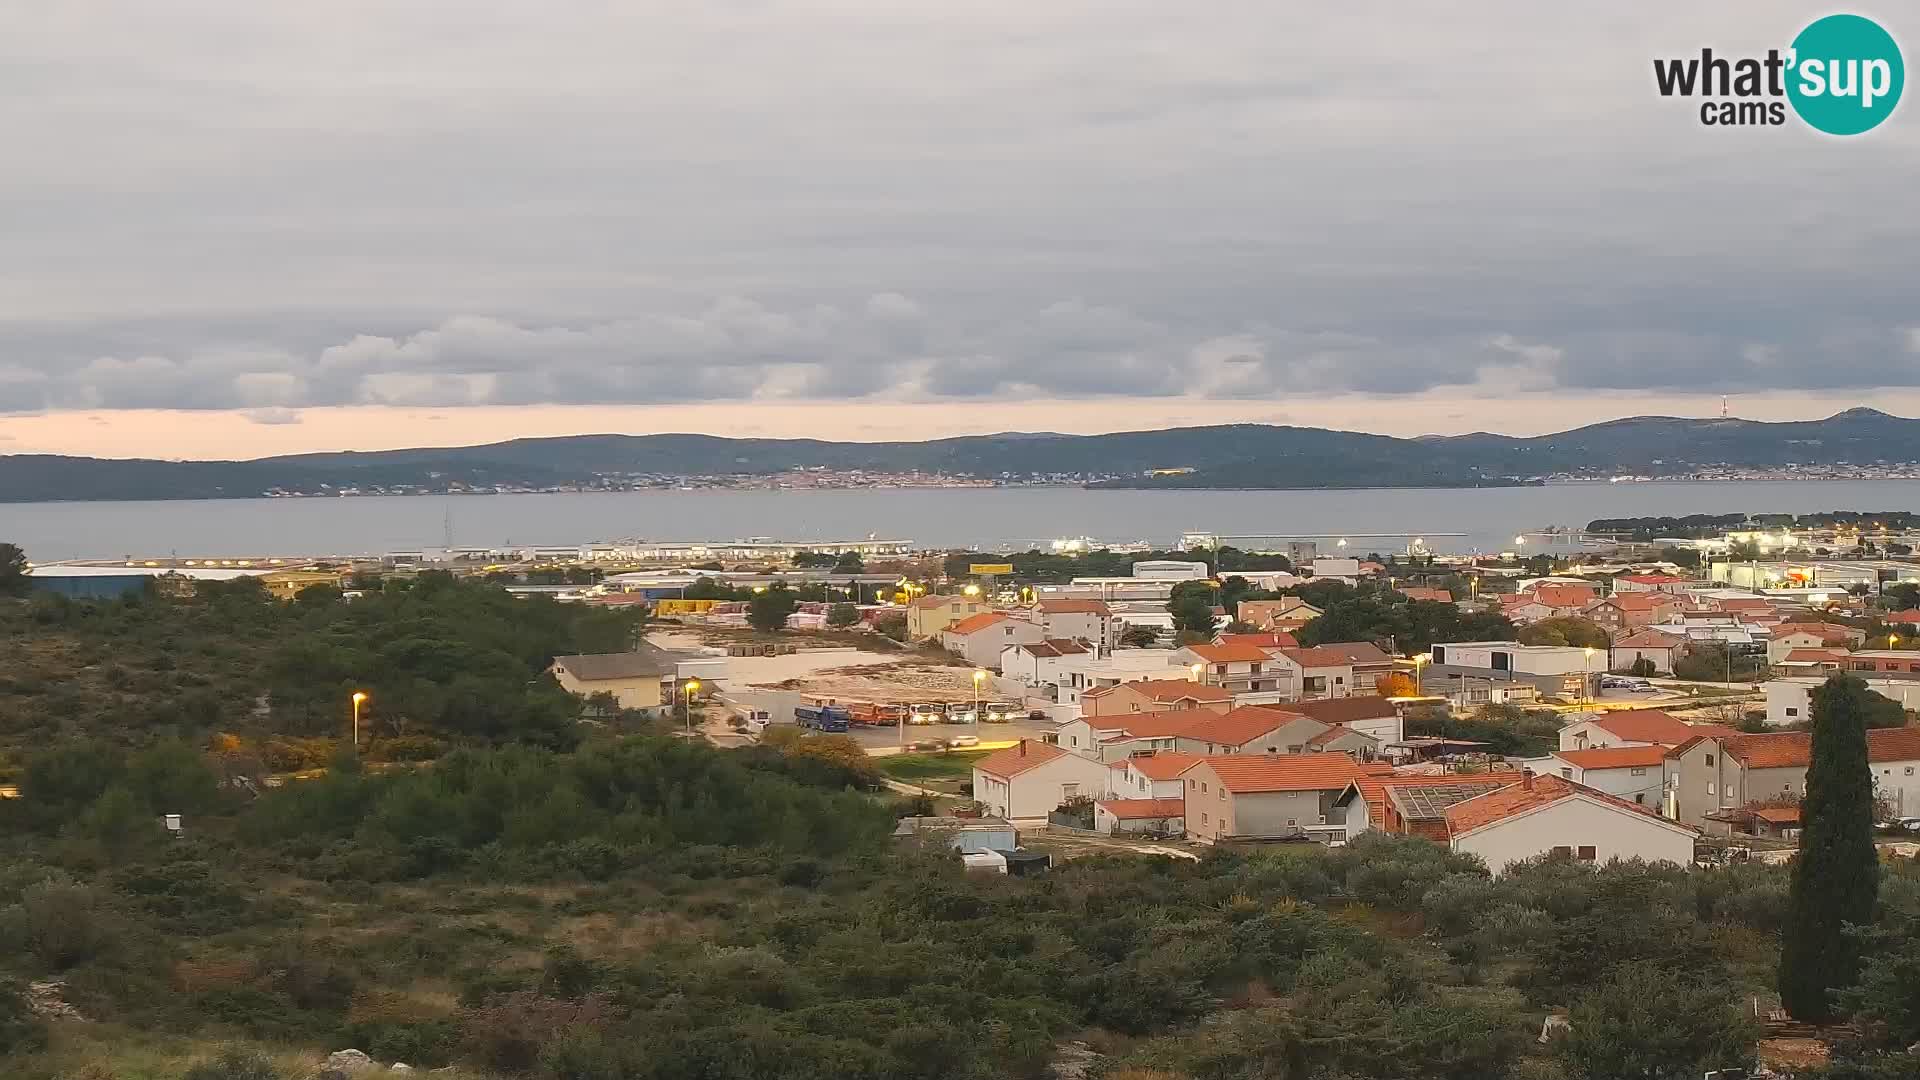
878, 750, 991, 782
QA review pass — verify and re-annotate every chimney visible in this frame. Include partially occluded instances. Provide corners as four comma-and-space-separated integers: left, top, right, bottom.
1018, 740, 1027, 757
1522, 770, 1534, 791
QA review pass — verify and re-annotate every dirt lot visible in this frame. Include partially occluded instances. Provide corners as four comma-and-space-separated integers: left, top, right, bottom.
649, 630, 980, 704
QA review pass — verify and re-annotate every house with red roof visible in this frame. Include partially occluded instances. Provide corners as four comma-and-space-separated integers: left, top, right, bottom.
1524, 583, 1601, 612
999, 638, 1092, 688
1444, 773, 1699, 874
1273, 695, 1406, 743
1614, 573, 1692, 594
1172, 643, 1295, 699
1583, 592, 1680, 633
1215, 631, 1300, 650
939, 612, 1045, 667
905, 594, 991, 640
1609, 628, 1689, 675
1334, 770, 1526, 840
1080, 678, 1233, 719
970, 740, 1115, 819
1028, 599, 1120, 654
1093, 797, 1187, 836
1544, 745, 1669, 808
1106, 751, 1205, 800
1501, 598, 1560, 625
1666, 726, 1920, 825
1766, 622, 1864, 664
1557, 708, 1737, 752
1398, 587, 1454, 604
1181, 753, 1364, 844
1887, 610, 1920, 626
1268, 642, 1398, 700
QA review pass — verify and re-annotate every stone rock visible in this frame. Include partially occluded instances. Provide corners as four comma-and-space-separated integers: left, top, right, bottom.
326, 1050, 376, 1073
26, 980, 84, 1023
390, 1067, 413, 1073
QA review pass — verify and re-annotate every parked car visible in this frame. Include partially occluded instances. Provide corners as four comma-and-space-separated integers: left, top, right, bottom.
1897, 817, 1920, 833
948, 734, 980, 748
909, 738, 950, 752
908, 703, 945, 725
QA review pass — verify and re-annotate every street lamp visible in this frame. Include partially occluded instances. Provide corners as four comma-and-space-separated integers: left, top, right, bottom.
971, 669, 986, 726
350, 691, 368, 750
1583, 647, 1595, 705
1190, 662, 1204, 683
1411, 653, 1429, 696
682, 678, 700, 736
963, 584, 981, 598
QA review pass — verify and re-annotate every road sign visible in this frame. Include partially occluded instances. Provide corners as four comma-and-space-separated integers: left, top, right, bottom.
969, 563, 1014, 575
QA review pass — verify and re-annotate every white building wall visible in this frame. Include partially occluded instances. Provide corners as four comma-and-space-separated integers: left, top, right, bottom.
1873, 758, 1920, 817
1451, 796, 1696, 875
1550, 761, 1668, 808
1765, 680, 1818, 728
971, 755, 1115, 819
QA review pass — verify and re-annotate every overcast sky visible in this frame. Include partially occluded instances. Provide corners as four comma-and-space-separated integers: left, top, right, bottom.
2, 2, 1917, 458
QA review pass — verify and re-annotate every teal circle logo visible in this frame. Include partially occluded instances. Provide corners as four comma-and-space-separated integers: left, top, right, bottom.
1787, 14, 1904, 135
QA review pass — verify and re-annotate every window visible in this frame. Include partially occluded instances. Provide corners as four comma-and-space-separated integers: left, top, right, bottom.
1559, 768, 1573, 779
1551, 845, 1572, 856
1635, 794, 1646, 805
1062, 784, 1079, 798
1201, 782, 1208, 794
1707, 782, 1716, 796
1705, 754, 1715, 766
1288, 745, 1304, 754
1218, 789, 1225, 802
1069, 736, 1078, 747
1908, 767, 1916, 776
1630, 767, 1647, 776
1786, 707, 1799, 717
1201, 812, 1209, 825
1577, 846, 1597, 861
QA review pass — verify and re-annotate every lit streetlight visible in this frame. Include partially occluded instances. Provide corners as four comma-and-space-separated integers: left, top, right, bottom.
1583, 647, 1595, 705
1189, 662, 1204, 683
962, 584, 981, 597
350, 691, 368, 750
1411, 653, 1429, 696
682, 678, 701, 736
972, 669, 986, 726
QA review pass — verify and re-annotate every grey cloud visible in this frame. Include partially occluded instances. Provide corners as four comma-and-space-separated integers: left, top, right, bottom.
1, 1, 1918, 419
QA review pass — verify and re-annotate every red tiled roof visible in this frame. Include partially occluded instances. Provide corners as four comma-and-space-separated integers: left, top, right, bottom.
1180, 706, 1312, 748
973, 739, 1069, 779
1308, 726, 1374, 747
1217, 632, 1300, 649
1273, 695, 1399, 725
1035, 599, 1112, 616
1782, 648, 1848, 664
1887, 610, 1920, 624
1673, 728, 1920, 770
1753, 806, 1801, 824
1347, 770, 1526, 829
1595, 593, 1673, 611
945, 612, 1010, 635
1095, 797, 1186, 820
1715, 598, 1775, 612
1399, 587, 1453, 603
1445, 773, 1695, 837
1086, 707, 1223, 738
1199, 753, 1362, 794
1584, 709, 1718, 747
1553, 745, 1669, 770
1082, 678, 1233, 704
1125, 751, 1205, 780
1185, 643, 1275, 663
1528, 584, 1599, 608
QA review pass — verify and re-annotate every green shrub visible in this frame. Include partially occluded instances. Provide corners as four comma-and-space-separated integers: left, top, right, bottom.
0, 977, 48, 1056
179, 1047, 284, 1080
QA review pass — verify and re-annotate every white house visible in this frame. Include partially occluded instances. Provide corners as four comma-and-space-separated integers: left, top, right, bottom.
1106, 751, 1203, 799
1093, 797, 1186, 835
999, 638, 1092, 688
1173, 643, 1294, 699
1609, 629, 1688, 675
1542, 746, 1669, 809
940, 612, 1046, 668
1029, 599, 1120, 654
1443, 773, 1699, 875
971, 740, 1115, 820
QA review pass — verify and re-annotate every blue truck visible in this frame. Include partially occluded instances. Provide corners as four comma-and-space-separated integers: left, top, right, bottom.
793, 703, 852, 733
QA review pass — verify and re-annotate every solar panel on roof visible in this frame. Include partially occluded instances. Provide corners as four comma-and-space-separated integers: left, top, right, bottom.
1387, 782, 1509, 821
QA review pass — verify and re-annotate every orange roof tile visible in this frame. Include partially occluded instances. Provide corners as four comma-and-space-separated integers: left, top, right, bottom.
1180, 706, 1314, 748
1528, 584, 1599, 608
1086, 707, 1222, 738
1781, 648, 1848, 664
1444, 773, 1694, 837
945, 612, 1011, 635
1346, 770, 1526, 829
1035, 599, 1112, 616
1753, 806, 1801, 824
1082, 678, 1233, 704
1197, 753, 1361, 794
1185, 643, 1275, 663
1553, 745, 1669, 770
1125, 752, 1206, 780
1612, 630, 1683, 649
1016, 639, 1090, 658
973, 739, 1070, 779
1887, 610, 1920, 624
1399, 587, 1454, 603
1585, 709, 1724, 747
1095, 797, 1187, 820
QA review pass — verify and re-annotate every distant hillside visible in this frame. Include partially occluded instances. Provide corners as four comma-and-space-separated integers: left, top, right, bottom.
4, 408, 1919, 501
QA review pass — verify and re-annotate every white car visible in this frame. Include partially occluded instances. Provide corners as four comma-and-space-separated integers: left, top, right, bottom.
948, 734, 980, 748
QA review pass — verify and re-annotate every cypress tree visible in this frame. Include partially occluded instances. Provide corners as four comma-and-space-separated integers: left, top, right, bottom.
1779, 673, 1881, 1022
